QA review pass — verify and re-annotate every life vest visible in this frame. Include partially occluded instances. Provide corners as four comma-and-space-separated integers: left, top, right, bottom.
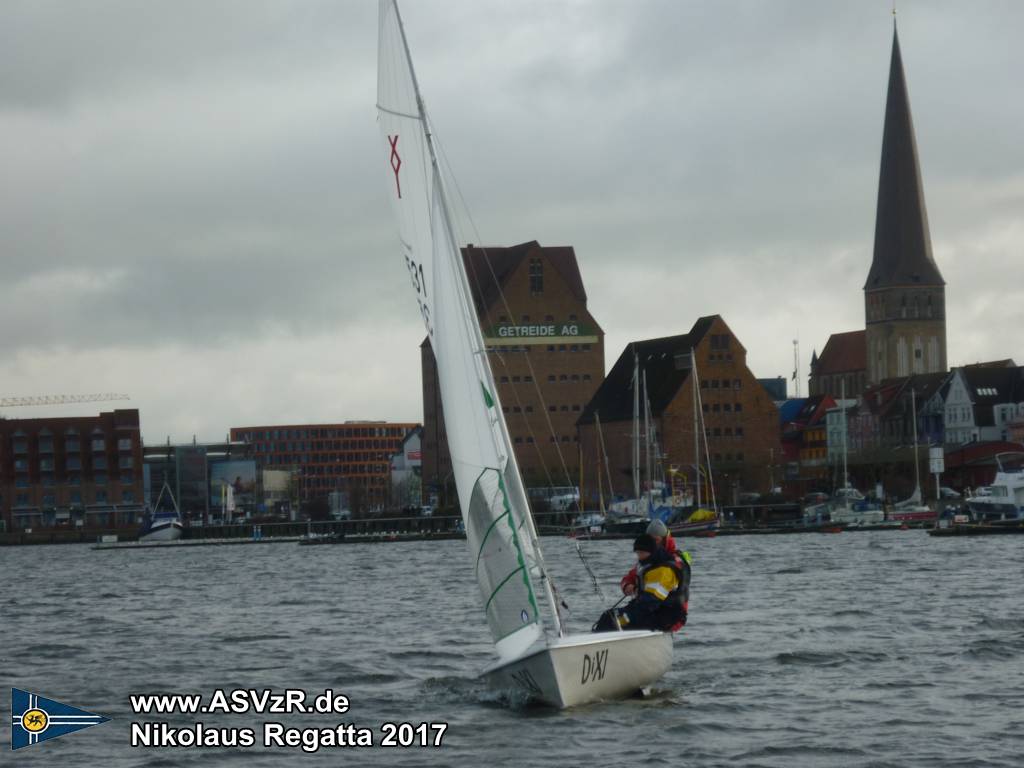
636, 550, 684, 608
638, 548, 691, 631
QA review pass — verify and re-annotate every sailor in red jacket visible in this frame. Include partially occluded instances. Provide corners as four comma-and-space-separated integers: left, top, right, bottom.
620, 519, 690, 630
621, 519, 677, 595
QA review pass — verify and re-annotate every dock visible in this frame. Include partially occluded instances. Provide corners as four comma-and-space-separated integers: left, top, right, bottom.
928, 523, 1024, 537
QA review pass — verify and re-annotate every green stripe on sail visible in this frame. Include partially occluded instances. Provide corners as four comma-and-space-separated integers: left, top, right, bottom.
483, 565, 527, 612
497, 470, 540, 622
480, 381, 494, 408
472, 468, 540, 628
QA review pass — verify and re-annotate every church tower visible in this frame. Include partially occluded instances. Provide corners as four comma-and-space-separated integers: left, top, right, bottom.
864, 23, 947, 386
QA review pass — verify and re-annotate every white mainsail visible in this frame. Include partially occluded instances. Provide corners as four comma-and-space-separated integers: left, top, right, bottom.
377, 0, 559, 662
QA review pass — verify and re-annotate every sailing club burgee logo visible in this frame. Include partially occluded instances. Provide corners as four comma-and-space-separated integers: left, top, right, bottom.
11, 688, 110, 750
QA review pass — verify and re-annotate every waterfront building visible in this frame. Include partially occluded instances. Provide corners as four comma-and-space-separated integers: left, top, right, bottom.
864, 24, 947, 386
778, 396, 835, 492
809, 331, 867, 398
942, 366, 1024, 446
0, 409, 144, 532
142, 440, 254, 522
421, 241, 604, 507
229, 421, 419, 513
824, 398, 858, 470
577, 315, 781, 506
390, 426, 422, 508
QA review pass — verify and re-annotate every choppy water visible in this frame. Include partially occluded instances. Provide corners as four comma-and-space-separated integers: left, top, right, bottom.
2, 531, 1022, 767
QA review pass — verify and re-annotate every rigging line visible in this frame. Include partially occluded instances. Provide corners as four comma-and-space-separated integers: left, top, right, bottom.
432, 133, 575, 494
430, 138, 557, 487
575, 538, 607, 602
423, 129, 565, 632
692, 360, 718, 511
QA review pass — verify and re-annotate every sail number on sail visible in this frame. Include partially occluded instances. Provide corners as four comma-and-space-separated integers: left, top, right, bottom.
404, 253, 433, 338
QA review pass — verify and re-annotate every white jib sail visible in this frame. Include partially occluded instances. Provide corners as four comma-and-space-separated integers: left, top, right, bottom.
377, 0, 548, 661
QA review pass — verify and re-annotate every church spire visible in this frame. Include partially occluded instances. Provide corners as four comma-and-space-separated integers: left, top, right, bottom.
864, 24, 945, 290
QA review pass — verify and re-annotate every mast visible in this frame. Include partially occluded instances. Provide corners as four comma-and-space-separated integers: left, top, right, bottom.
692, 350, 701, 508
694, 351, 717, 512
911, 386, 920, 496
596, 411, 615, 510
389, 1, 564, 637
841, 378, 850, 511
595, 433, 605, 514
643, 369, 652, 503
632, 352, 640, 502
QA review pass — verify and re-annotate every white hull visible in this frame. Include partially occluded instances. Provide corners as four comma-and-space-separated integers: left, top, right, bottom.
140, 521, 183, 542
483, 630, 673, 708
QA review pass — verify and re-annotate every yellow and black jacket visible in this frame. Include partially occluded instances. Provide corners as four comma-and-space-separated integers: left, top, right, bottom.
617, 548, 687, 631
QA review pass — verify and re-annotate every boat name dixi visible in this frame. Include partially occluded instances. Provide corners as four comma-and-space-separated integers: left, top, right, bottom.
581, 649, 610, 685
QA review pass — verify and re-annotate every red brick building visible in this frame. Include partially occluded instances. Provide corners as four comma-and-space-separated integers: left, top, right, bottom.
577, 316, 781, 506
0, 409, 144, 531
422, 241, 604, 506
229, 421, 419, 513
809, 330, 867, 398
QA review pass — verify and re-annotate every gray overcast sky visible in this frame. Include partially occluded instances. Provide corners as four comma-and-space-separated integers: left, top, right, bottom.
1, 1, 1021, 443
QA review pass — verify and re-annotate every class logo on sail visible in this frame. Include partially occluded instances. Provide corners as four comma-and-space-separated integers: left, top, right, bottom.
10, 689, 110, 751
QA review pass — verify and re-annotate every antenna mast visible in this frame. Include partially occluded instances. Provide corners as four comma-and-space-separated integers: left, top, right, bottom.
792, 338, 801, 398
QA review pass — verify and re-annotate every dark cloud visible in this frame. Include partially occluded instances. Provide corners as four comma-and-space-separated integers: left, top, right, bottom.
1, 1, 1021, 441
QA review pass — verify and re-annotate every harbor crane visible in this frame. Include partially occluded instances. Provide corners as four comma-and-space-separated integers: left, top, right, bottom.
0, 393, 131, 407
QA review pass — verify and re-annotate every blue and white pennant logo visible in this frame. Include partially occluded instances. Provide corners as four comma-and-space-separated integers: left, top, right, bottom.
11, 688, 110, 750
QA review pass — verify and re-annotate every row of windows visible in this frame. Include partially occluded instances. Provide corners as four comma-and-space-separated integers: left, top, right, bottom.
713, 452, 744, 463
10, 437, 133, 454
702, 403, 744, 414
238, 426, 408, 442
545, 373, 593, 383
11, 489, 134, 507
261, 454, 391, 467
11, 473, 135, 487
11, 456, 133, 471
511, 435, 580, 445
502, 404, 584, 415
300, 464, 390, 476
301, 476, 389, 489
703, 427, 745, 438
547, 344, 591, 352
701, 378, 742, 390
484, 344, 596, 354
497, 313, 580, 323
252, 439, 402, 454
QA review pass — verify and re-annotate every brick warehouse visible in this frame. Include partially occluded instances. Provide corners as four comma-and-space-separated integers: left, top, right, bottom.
577, 316, 781, 506
0, 409, 145, 531
229, 421, 419, 513
422, 241, 604, 506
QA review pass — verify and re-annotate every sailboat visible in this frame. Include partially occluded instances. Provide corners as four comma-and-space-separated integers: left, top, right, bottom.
138, 481, 184, 542
805, 381, 886, 528
667, 350, 719, 536
889, 388, 936, 524
605, 356, 661, 532
377, 0, 672, 707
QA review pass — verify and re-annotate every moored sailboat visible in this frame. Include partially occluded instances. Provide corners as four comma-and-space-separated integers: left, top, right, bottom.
138, 481, 184, 542
377, 0, 672, 707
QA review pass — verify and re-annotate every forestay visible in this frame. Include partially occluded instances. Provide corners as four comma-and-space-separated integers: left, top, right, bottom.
377, 0, 553, 661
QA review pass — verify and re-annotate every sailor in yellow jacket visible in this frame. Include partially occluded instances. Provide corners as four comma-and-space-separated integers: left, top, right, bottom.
594, 534, 686, 632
